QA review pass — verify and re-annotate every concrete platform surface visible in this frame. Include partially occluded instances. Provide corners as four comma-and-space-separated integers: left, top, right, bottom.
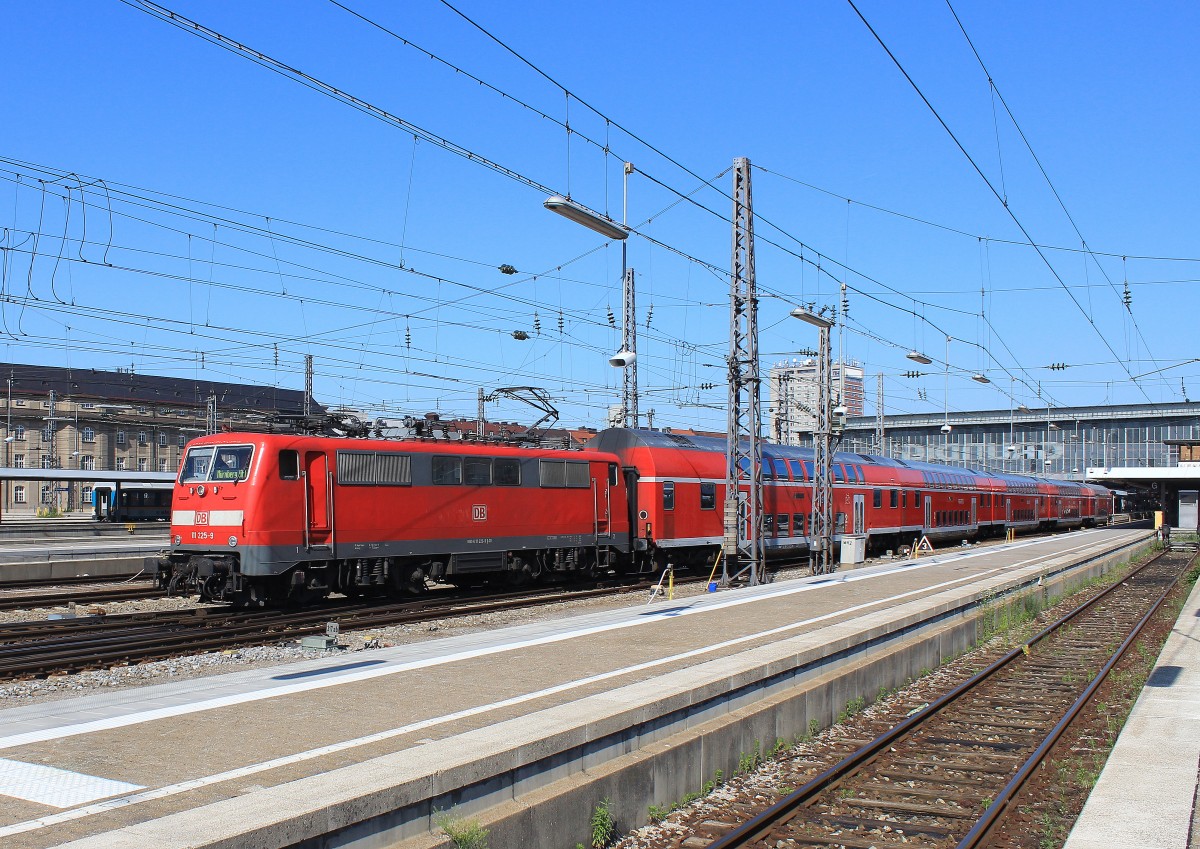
1064, 556, 1200, 849
0, 528, 1150, 849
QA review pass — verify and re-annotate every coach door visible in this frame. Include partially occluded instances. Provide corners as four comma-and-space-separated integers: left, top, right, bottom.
304, 451, 332, 550
852, 494, 865, 535
971, 497, 977, 527
924, 495, 932, 529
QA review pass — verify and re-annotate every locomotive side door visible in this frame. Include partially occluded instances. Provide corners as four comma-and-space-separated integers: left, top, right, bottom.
304, 451, 332, 550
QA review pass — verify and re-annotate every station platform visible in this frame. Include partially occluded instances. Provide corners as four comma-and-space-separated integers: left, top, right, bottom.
0, 528, 1152, 849
1064, 551, 1200, 849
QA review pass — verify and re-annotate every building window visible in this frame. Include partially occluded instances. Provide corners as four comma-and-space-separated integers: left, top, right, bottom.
42, 400, 51, 408
158, 432, 167, 447
82, 427, 95, 442
80, 402, 95, 409
138, 431, 148, 446
116, 431, 126, 445
14, 399, 25, 406
158, 458, 168, 472
12, 454, 23, 469
13, 485, 24, 503
82, 486, 93, 503
41, 485, 53, 504
41, 427, 52, 443
137, 406, 148, 414
81, 455, 94, 470
137, 459, 147, 472
12, 425, 24, 440
178, 434, 186, 448
116, 457, 126, 471
41, 455, 53, 469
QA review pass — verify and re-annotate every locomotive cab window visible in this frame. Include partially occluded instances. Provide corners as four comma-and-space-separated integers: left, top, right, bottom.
279, 450, 299, 480
663, 481, 675, 511
432, 456, 463, 485
699, 481, 716, 509
180, 444, 254, 483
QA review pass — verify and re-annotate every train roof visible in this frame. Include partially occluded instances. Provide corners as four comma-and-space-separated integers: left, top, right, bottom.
589, 428, 1102, 493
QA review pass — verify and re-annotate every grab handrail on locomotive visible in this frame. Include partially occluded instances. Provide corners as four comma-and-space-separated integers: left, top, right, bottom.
158, 427, 1113, 606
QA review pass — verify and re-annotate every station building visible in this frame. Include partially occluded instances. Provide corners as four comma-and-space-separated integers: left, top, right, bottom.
0, 362, 317, 516
832, 401, 1200, 481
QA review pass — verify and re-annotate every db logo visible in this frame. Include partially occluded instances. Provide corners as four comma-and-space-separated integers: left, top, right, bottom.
471, 505, 487, 522
195, 512, 209, 525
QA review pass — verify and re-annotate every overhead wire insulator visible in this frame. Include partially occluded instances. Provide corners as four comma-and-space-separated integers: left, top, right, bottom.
557, 310, 564, 333
405, 322, 411, 349
607, 305, 616, 328
533, 311, 541, 335
645, 304, 653, 328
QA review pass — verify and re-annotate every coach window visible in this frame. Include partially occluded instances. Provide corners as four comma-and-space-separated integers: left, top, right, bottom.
788, 459, 807, 481
833, 464, 846, 483
279, 450, 299, 480
764, 513, 774, 534
700, 481, 716, 509
464, 457, 492, 486
777, 513, 790, 535
773, 459, 790, 480
663, 481, 675, 511
794, 513, 806, 535
873, 489, 882, 509
432, 456, 463, 485
495, 458, 521, 486
902, 490, 907, 508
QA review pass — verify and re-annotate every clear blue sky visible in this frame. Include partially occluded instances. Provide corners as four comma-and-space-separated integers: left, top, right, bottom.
2, 0, 1197, 431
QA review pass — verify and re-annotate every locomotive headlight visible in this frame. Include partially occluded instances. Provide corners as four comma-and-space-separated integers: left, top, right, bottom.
196, 485, 206, 497
228, 536, 238, 547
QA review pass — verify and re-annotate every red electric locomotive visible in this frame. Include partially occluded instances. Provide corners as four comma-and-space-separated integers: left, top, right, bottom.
164, 432, 633, 605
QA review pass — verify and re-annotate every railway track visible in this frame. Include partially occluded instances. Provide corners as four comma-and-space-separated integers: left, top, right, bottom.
0, 578, 668, 679
697, 547, 1192, 849
0, 580, 161, 612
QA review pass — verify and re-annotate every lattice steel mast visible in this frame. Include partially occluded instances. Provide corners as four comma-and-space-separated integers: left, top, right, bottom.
722, 157, 764, 586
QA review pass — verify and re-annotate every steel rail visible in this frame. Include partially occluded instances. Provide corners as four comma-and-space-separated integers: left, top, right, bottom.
704, 548, 1182, 849
956, 550, 1191, 847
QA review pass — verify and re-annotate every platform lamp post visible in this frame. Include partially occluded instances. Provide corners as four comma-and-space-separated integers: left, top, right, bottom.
545, 169, 637, 425
791, 306, 835, 575
940, 336, 952, 464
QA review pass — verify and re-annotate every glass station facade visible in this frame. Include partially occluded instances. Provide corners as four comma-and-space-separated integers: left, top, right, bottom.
830, 402, 1200, 479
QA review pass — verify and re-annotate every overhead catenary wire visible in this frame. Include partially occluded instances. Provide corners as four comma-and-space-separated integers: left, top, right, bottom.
845, 0, 1152, 405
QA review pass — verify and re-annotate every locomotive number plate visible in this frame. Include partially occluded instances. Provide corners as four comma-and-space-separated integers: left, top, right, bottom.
472, 504, 487, 522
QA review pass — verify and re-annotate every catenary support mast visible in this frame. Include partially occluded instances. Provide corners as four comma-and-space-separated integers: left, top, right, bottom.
722, 157, 764, 586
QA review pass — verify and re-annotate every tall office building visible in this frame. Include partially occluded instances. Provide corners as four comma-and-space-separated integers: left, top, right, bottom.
769, 359, 865, 445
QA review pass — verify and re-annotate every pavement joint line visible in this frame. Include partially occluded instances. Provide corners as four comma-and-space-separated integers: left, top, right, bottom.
0, 531, 1139, 839
0, 531, 1114, 754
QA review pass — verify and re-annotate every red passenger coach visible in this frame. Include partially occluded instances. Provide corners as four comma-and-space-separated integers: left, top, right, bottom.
588, 428, 1112, 569
164, 433, 631, 604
